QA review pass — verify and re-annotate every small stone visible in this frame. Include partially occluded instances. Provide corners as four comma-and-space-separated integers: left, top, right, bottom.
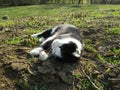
2, 15, 9, 20
1, 83, 5, 87
58, 71, 73, 84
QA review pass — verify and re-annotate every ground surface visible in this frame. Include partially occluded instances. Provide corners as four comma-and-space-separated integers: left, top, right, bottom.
0, 5, 120, 90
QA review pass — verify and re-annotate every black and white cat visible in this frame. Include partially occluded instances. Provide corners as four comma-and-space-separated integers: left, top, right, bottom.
30, 24, 83, 62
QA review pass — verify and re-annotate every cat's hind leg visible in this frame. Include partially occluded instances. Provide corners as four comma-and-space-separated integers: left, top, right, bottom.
31, 28, 52, 39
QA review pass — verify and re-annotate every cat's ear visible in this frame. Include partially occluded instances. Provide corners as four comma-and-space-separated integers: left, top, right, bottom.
72, 49, 81, 57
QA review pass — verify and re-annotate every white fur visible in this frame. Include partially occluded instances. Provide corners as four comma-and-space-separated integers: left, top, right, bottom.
62, 24, 78, 29
30, 47, 43, 56
51, 37, 82, 58
51, 26, 58, 34
39, 50, 49, 61
60, 37, 83, 56
39, 37, 45, 42
51, 24, 77, 35
30, 47, 49, 61
41, 34, 57, 46
30, 24, 83, 61
31, 33, 41, 38
73, 49, 81, 57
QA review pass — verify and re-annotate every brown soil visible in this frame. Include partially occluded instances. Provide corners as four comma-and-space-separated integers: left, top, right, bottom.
0, 25, 120, 90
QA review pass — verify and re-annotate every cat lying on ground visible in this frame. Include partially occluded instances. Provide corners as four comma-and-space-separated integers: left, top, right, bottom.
30, 24, 83, 62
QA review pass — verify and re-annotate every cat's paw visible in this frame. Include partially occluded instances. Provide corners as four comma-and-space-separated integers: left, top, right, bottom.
39, 51, 48, 61
30, 47, 43, 57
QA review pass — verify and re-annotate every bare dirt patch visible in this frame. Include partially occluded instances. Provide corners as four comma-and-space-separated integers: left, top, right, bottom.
0, 22, 120, 90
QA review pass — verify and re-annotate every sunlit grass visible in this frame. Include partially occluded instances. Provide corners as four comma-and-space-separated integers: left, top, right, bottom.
0, 20, 15, 27
98, 47, 120, 64
0, 5, 120, 19
4, 37, 24, 45
107, 27, 120, 35
24, 28, 43, 34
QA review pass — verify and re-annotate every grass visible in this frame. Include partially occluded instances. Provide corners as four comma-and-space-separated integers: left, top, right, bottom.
4, 37, 24, 45
24, 28, 43, 34
98, 47, 120, 64
0, 4, 120, 89
0, 20, 15, 27
0, 5, 79, 19
0, 5, 120, 29
0, 5, 119, 18
107, 27, 120, 35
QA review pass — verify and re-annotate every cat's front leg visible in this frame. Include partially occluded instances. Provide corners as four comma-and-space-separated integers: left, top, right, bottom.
29, 47, 49, 61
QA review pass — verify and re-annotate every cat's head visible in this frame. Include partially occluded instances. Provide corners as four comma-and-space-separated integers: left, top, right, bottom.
60, 41, 81, 58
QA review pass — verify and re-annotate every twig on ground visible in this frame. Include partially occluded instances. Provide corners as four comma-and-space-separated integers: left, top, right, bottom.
79, 63, 101, 90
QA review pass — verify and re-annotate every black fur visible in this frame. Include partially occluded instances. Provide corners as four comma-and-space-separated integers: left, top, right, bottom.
37, 28, 52, 39
30, 24, 83, 63
58, 42, 79, 63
